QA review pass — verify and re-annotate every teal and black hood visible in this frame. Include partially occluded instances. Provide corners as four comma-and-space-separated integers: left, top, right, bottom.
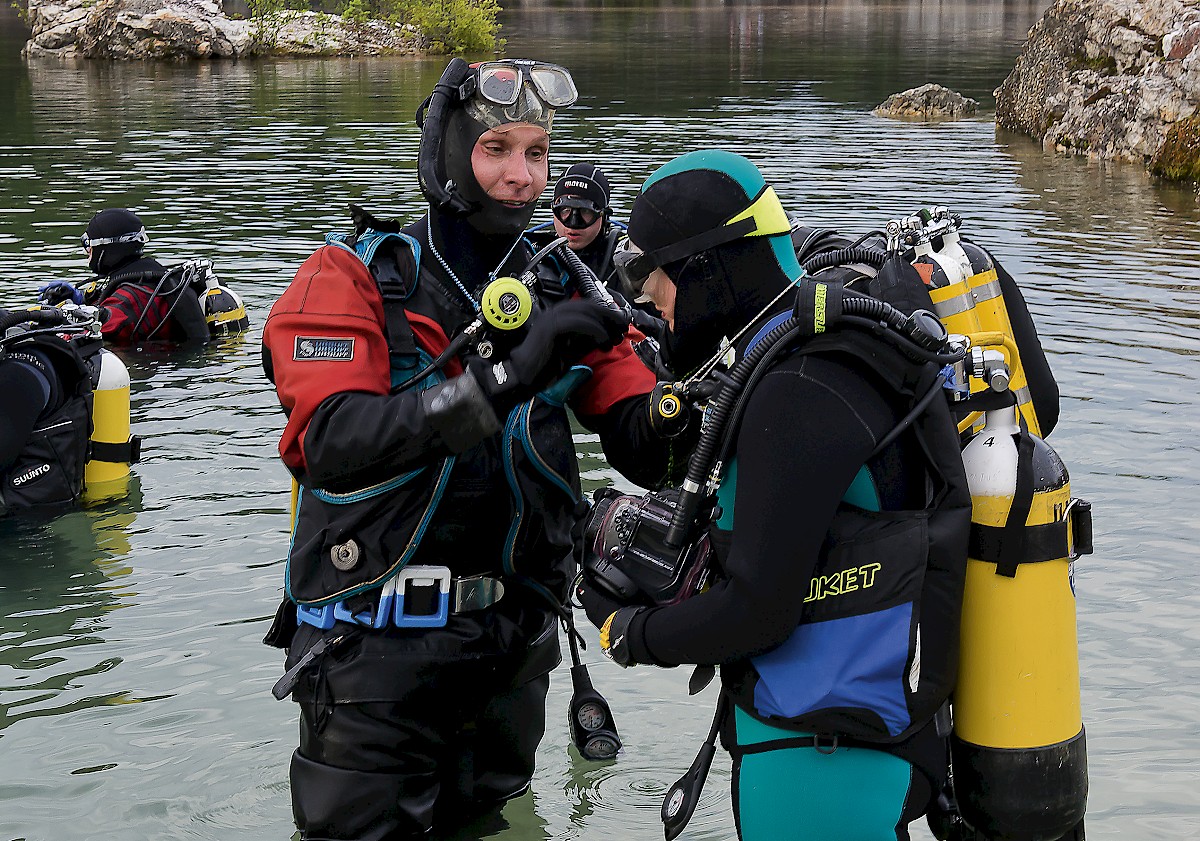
626, 150, 802, 374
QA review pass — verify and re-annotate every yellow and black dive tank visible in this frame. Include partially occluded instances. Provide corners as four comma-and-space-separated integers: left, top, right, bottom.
952, 402, 1092, 841
959, 242, 1042, 438
83, 346, 139, 504
197, 262, 250, 336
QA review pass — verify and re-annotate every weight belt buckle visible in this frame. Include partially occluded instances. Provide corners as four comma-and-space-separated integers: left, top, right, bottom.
296, 602, 337, 630
332, 576, 396, 629
393, 565, 452, 628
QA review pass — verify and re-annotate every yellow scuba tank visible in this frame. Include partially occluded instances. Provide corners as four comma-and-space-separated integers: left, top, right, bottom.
961, 242, 1042, 438
951, 403, 1092, 841
197, 261, 250, 336
83, 346, 137, 503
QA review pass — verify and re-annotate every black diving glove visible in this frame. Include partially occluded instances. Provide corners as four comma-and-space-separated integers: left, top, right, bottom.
467, 299, 629, 412
38, 281, 83, 306
599, 606, 643, 668
575, 573, 629, 630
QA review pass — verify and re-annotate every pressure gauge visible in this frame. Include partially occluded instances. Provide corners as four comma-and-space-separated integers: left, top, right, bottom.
583, 733, 620, 760
576, 701, 607, 732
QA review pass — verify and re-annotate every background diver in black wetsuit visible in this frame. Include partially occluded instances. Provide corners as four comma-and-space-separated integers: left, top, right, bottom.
0, 309, 94, 516
539, 162, 672, 377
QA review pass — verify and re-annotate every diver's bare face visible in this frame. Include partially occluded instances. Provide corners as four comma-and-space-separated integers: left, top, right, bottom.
471, 124, 550, 210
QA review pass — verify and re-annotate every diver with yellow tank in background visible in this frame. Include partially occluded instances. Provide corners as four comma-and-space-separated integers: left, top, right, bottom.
36, 208, 249, 344
0, 304, 139, 515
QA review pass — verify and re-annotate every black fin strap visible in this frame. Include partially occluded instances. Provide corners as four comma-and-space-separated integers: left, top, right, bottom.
996, 420, 1036, 578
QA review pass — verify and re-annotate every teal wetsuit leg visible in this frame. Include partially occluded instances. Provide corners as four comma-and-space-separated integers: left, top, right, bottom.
732, 706, 915, 841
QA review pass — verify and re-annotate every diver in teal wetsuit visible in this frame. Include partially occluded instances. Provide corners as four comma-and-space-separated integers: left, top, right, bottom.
576, 150, 972, 840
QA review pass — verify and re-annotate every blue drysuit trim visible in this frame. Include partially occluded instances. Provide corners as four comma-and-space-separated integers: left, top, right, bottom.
285, 348, 455, 606
326, 229, 422, 282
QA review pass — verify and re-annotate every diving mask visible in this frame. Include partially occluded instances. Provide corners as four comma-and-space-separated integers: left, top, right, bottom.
613, 239, 656, 303
81, 227, 149, 250
461, 60, 578, 133
553, 198, 602, 231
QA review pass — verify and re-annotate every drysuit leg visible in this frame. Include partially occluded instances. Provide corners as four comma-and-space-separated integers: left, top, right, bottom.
287, 618, 554, 840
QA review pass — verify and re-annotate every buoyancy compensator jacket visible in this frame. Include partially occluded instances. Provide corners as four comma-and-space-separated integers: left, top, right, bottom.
717, 308, 972, 744
0, 332, 95, 514
264, 220, 655, 611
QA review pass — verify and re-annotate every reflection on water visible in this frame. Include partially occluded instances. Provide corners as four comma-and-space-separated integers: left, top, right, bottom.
0, 492, 141, 733
1, 1, 1199, 838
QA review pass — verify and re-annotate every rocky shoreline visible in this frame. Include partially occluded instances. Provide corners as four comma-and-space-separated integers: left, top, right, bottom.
996, 0, 1200, 181
22, 0, 426, 59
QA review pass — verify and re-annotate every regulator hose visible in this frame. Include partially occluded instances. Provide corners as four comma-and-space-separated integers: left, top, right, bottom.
390, 238, 624, 396
664, 315, 802, 548
801, 246, 888, 273
0, 306, 67, 337
553, 243, 621, 312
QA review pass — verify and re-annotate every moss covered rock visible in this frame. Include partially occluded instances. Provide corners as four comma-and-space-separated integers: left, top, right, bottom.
1151, 114, 1200, 180
996, 0, 1200, 181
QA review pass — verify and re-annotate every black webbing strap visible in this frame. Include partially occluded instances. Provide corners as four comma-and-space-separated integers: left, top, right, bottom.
377, 278, 418, 365
971, 520, 1069, 568
955, 388, 1017, 414
727, 732, 873, 758
996, 421, 1036, 578
89, 435, 140, 465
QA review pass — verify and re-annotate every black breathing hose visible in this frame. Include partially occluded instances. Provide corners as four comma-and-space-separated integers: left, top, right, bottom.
553, 244, 620, 312
664, 315, 802, 548
801, 246, 888, 273
0, 307, 67, 337
388, 328, 475, 395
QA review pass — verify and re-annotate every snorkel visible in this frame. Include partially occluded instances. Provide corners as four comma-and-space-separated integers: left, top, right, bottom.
415, 58, 477, 217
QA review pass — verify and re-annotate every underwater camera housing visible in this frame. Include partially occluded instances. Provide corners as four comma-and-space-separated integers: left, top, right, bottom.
581, 487, 713, 606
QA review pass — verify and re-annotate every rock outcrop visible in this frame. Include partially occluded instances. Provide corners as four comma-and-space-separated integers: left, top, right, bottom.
22, 0, 426, 59
995, 0, 1200, 179
873, 84, 979, 120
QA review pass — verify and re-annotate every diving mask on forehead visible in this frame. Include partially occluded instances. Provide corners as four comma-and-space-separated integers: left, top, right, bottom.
459, 60, 578, 132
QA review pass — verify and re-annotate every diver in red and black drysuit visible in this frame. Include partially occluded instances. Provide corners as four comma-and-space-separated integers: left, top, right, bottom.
576, 150, 973, 840
261, 58, 695, 840
39, 208, 209, 345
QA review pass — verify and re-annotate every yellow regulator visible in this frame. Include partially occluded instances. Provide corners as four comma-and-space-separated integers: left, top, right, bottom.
480, 277, 534, 332
952, 404, 1093, 841
84, 347, 138, 501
